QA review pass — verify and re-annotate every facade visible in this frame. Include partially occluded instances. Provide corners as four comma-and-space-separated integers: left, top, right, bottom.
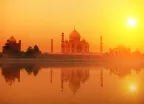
2, 36, 21, 55
109, 45, 131, 57
1, 64, 20, 86
61, 68, 89, 94
61, 29, 89, 53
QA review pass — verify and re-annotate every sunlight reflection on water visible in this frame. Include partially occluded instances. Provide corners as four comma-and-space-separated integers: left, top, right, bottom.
0, 62, 144, 104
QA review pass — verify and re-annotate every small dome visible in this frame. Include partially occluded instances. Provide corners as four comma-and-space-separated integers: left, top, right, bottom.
69, 29, 81, 41
9, 36, 16, 43
81, 39, 86, 43
81, 39, 86, 42
81, 39, 89, 45
69, 78, 80, 93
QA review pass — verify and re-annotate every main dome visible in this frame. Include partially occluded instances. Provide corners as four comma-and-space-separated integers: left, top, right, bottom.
69, 29, 81, 41
8, 36, 16, 43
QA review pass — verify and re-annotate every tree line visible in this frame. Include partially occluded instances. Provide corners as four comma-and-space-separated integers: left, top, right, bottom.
1, 45, 41, 58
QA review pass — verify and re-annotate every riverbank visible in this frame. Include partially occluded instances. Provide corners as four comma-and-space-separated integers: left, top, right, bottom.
0, 58, 105, 63
0, 57, 143, 65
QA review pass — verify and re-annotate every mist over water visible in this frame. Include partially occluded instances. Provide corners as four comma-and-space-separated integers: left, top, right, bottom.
0, 62, 144, 104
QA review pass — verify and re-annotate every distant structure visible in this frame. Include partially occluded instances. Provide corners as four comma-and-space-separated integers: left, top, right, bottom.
100, 36, 103, 55
61, 28, 89, 53
25, 64, 41, 76
109, 45, 131, 57
61, 68, 89, 94
100, 69, 103, 87
50, 68, 53, 83
2, 36, 21, 55
51, 39, 53, 53
109, 66, 131, 78
1, 64, 20, 86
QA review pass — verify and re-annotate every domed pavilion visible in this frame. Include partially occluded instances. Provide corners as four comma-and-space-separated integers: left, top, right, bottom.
61, 28, 89, 53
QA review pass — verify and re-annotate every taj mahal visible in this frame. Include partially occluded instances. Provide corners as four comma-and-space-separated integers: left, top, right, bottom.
61, 28, 89, 53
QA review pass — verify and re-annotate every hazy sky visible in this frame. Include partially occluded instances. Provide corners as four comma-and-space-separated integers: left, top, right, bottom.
1, 0, 144, 52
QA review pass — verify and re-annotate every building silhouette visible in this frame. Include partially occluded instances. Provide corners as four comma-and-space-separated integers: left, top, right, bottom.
109, 65, 131, 78
100, 36, 103, 55
61, 28, 89, 53
1, 64, 21, 86
61, 68, 89, 94
50, 39, 53, 53
50, 68, 53, 83
100, 69, 103, 87
24, 64, 41, 76
109, 45, 131, 57
2, 36, 21, 55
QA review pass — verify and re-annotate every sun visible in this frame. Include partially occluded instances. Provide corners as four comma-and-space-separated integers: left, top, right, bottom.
129, 84, 137, 92
127, 17, 136, 28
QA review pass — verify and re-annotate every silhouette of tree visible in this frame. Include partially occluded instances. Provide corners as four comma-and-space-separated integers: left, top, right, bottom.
2, 41, 12, 55
33, 67, 41, 76
26, 46, 33, 57
25, 65, 34, 75
33, 45, 41, 54
0, 52, 2, 58
25, 45, 41, 57
2, 40, 21, 57
24, 65, 41, 76
21, 51, 26, 57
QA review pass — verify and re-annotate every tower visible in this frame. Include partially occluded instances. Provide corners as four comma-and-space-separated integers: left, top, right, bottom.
100, 69, 103, 87
61, 70, 64, 91
100, 36, 103, 55
50, 68, 53, 83
51, 39, 53, 53
19, 40, 21, 51
61, 32, 64, 53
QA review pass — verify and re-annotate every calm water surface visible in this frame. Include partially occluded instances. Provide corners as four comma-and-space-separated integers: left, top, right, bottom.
0, 63, 144, 104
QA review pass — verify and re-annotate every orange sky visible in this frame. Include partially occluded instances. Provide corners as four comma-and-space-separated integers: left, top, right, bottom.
1, 0, 144, 52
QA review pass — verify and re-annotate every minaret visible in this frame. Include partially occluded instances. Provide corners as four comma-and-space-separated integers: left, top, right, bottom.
17, 70, 20, 82
51, 39, 53, 53
61, 32, 64, 53
74, 26, 75, 31
100, 36, 103, 55
50, 68, 53, 83
100, 69, 103, 87
19, 40, 21, 51
61, 70, 64, 92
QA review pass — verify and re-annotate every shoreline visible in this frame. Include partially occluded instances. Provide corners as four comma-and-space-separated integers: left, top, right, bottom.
0, 58, 142, 64
0, 58, 143, 68
0, 58, 105, 63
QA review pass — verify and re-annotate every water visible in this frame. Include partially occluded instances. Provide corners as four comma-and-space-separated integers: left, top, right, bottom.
0, 63, 144, 104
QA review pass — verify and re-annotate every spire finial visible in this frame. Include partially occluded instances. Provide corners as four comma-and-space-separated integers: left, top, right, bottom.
74, 25, 76, 31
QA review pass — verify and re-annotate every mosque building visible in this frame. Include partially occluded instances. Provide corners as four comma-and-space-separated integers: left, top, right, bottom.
60, 68, 89, 94
61, 28, 89, 53
1, 64, 20, 86
109, 45, 131, 57
2, 36, 21, 55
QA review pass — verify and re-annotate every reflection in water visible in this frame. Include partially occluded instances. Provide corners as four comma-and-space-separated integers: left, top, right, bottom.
0, 63, 143, 90
109, 66, 131, 78
0, 63, 144, 104
1, 64, 141, 87
108, 64, 142, 78
1, 64, 91, 94
50, 68, 53, 83
1, 64, 21, 86
61, 68, 89, 94
1, 64, 41, 86
100, 69, 103, 87
129, 84, 137, 93
25, 64, 41, 76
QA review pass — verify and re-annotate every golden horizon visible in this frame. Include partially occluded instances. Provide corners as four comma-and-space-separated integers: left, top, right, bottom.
1, 0, 144, 52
